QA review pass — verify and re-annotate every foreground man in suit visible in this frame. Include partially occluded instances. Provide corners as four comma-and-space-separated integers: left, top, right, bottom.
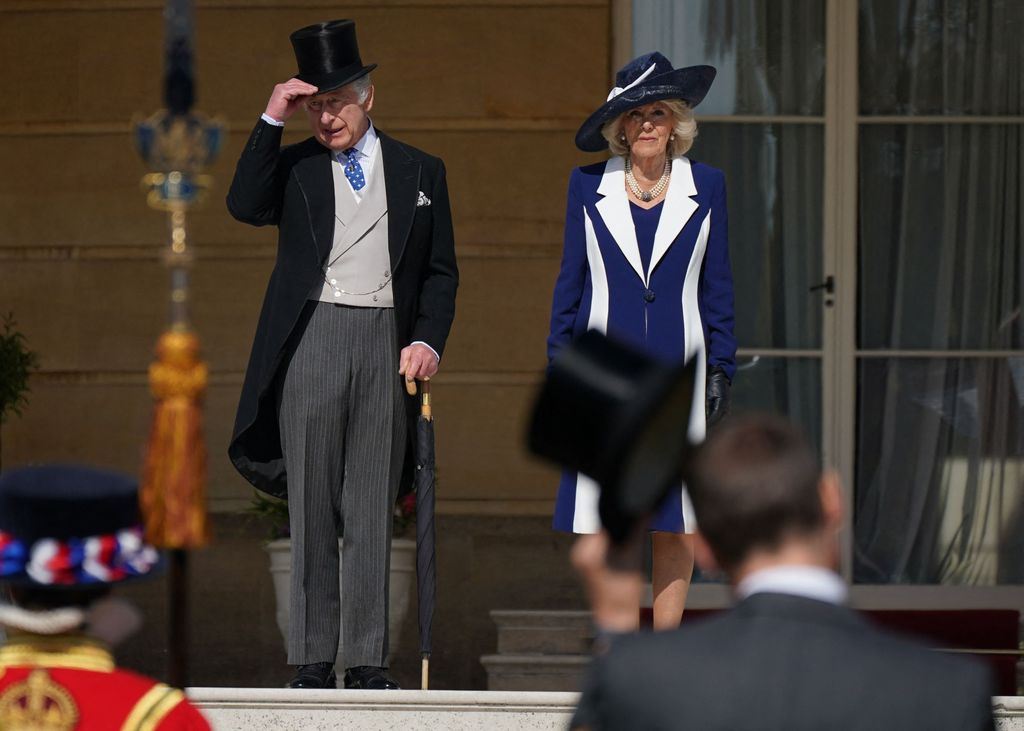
227, 19, 458, 689
572, 414, 994, 730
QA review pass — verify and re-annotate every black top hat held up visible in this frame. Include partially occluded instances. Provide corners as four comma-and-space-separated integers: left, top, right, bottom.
528, 331, 698, 543
290, 19, 377, 95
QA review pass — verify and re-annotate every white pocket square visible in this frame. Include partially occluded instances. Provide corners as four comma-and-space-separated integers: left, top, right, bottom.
416, 191, 431, 207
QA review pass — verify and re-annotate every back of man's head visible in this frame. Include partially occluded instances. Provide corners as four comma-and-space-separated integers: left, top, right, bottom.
687, 413, 824, 573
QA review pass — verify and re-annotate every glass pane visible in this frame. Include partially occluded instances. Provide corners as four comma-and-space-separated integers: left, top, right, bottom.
633, 0, 825, 116
858, 124, 1024, 350
731, 356, 822, 454
855, 358, 1024, 585
692, 354, 821, 584
697, 123, 823, 349
860, 0, 1024, 116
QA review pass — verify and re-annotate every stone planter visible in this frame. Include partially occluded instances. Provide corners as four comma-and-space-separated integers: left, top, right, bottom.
265, 537, 416, 667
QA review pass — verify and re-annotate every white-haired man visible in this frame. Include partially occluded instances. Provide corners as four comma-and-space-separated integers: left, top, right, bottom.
226, 19, 458, 689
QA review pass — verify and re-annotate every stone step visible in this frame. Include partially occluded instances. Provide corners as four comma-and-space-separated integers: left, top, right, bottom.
480, 653, 591, 692
188, 688, 578, 730
491, 609, 594, 655
187, 689, 1024, 730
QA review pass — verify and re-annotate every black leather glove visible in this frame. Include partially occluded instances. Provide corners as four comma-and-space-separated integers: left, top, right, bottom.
706, 365, 731, 428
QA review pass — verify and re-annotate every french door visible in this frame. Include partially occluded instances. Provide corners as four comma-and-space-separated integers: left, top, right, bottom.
627, 0, 1024, 608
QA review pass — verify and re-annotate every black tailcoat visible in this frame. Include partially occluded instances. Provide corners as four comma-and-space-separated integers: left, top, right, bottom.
226, 119, 458, 497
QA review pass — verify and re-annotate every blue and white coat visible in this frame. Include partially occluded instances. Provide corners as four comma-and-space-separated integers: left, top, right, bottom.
547, 155, 736, 534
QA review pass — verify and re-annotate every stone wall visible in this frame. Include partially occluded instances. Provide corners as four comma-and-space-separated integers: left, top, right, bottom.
0, 0, 611, 517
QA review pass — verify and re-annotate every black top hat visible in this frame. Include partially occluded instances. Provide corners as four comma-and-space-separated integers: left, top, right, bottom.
0, 465, 160, 587
290, 19, 377, 96
528, 331, 698, 543
575, 52, 716, 153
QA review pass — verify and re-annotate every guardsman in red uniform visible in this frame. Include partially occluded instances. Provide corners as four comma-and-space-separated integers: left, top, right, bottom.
0, 465, 210, 730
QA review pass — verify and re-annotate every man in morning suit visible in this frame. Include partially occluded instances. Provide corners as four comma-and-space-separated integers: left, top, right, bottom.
572, 414, 995, 730
226, 19, 458, 690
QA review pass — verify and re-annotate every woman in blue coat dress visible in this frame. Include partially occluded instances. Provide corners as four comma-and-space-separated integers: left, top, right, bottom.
548, 52, 736, 630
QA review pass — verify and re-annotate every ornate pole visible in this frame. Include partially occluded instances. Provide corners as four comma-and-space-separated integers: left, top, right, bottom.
134, 0, 222, 689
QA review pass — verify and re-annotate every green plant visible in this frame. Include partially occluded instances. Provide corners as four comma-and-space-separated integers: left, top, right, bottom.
248, 492, 290, 540
392, 491, 417, 539
248, 489, 418, 541
0, 312, 39, 471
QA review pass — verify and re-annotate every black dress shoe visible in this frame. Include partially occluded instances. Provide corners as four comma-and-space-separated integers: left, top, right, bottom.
343, 665, 400, 690
287, 662, 336, 689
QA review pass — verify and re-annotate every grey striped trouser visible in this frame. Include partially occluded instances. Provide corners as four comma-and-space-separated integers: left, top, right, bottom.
277, 301, 407, 667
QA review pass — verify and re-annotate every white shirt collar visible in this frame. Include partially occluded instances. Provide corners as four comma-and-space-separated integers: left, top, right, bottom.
735, 565, 848, 605
338, 121, 378, 163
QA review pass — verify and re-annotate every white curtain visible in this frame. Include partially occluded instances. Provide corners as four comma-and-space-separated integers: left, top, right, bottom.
632, 0, 825, 116
855, 0, 1023, 585
634, 0, 827, 447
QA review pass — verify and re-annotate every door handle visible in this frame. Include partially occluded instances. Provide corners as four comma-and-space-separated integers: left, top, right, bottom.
809, 275, 834, 295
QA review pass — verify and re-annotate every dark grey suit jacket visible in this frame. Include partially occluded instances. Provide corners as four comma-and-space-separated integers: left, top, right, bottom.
574, 592, 995, 731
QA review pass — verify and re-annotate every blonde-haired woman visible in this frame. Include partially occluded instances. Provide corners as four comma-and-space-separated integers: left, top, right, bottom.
548, 52, 736, 632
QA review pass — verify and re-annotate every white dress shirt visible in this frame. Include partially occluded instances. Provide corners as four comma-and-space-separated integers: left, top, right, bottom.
336, 122, 378, 201
260, 113, 378, 198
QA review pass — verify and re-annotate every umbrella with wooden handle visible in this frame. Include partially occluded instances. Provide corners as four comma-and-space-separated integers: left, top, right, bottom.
407, 378, 437, 688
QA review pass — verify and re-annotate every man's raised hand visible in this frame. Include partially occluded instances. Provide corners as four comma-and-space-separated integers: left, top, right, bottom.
264, 78, 319, 122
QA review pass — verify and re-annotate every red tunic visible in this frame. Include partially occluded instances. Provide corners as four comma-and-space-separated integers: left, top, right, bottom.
0, 634, 210, 730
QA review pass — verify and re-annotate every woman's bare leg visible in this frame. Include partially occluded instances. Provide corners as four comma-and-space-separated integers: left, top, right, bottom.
571, 531, 642, 633
651, 531, 695, 630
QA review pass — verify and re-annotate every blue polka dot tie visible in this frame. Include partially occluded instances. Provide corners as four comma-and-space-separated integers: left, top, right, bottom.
342, 148, 366, 191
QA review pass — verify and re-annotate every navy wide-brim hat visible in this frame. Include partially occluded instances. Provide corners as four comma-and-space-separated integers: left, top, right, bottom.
290, 19, 377, 96
575, 52, 716, 153
0, 465, 161, 588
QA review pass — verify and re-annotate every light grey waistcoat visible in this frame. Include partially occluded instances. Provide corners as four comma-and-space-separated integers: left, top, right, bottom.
312, 150, 394, 307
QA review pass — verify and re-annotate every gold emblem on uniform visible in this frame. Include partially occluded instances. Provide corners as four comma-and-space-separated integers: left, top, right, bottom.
0, 668, 80, 730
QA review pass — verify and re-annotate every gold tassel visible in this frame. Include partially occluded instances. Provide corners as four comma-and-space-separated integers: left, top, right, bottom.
139, 329, 211, 548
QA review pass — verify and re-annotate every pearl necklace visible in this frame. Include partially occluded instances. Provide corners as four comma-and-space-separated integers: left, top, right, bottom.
625, 156, 671, 202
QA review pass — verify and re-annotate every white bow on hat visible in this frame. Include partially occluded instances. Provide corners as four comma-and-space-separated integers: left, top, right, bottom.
606, 62, 658, 102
